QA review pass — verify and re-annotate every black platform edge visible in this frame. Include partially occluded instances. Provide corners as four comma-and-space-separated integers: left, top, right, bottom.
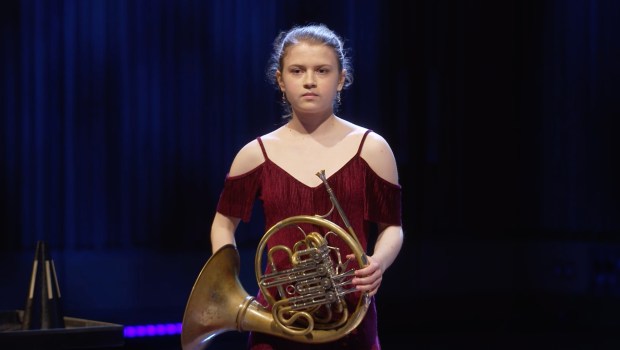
0, 310, 124, 349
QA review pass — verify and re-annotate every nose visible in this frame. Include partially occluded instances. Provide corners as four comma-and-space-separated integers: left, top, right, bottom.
303, 72, 317, 88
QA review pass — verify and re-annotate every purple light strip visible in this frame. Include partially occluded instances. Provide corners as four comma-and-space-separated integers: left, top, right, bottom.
123, 322, 183, 338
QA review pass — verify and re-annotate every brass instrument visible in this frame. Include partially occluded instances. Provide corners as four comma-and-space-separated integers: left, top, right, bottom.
181, 170, 370, 350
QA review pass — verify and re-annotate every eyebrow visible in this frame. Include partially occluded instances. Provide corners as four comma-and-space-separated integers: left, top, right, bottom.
286, 64, 334, 69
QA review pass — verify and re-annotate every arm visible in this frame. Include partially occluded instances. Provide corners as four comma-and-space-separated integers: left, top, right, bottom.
210, 212, 240, 254
210, 139, 264, 254
353, 131, 404, 296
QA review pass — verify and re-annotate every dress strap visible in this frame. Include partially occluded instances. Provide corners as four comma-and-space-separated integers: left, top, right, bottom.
356, 129, 373, 156
256, 137, 269, 160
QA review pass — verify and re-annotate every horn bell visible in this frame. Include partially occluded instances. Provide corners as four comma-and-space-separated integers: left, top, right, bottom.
181, 244, 254, 350
182, 244, 300, 350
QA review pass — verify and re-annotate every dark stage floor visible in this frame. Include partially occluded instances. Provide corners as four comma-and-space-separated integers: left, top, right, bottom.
122, 331, 620, 350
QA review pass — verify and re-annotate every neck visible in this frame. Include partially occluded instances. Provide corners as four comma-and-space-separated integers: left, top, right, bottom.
288, 112, 336, 135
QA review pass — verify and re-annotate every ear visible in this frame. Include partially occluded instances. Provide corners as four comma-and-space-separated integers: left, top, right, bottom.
276, 70, 285, 91
337, 69, 346, 91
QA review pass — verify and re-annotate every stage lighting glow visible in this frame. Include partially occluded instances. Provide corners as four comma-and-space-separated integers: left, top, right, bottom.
123, 322, 182, 338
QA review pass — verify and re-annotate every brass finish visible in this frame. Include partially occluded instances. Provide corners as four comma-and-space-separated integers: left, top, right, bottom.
181, 171, 369, 350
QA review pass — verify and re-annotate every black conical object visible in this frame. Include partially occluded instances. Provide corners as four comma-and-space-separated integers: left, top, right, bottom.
21, 240, 65, 330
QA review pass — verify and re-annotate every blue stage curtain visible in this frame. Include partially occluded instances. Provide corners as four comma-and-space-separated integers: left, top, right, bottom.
535, 0, 619, 234
0, 0, 383, 251
1, 0, 618, 253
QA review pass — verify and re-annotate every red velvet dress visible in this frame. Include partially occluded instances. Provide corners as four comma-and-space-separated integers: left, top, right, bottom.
216, 129, 402, 350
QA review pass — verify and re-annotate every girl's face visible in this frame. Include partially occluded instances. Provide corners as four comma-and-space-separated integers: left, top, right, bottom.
277, 42, 345, 116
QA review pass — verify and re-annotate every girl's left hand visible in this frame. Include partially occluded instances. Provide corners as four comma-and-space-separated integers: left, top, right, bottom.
348, 254, 383, 297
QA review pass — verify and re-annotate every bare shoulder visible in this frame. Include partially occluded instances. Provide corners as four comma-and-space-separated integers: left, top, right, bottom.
228, 138, 265, 177
360, 131, 400, 185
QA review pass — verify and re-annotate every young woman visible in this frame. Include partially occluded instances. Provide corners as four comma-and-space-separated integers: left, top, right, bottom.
211, 23, 404, 349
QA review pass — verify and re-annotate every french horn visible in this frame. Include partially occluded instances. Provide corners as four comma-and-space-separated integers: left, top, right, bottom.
181, 170, 370, 350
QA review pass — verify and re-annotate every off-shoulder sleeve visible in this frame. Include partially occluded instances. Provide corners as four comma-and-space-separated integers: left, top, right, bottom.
365, 169, 402, 226
216, 165, 263, 223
